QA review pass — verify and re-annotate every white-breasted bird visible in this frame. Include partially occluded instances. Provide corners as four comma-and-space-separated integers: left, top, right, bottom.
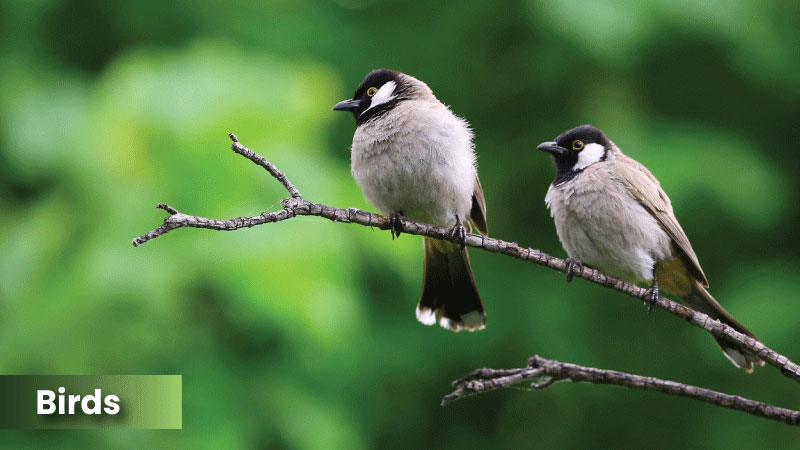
538, 124, 763, 371
333, 69, 488, 332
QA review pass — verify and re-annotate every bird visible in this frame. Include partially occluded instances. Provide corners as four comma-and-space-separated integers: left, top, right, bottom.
332, 69, 488, 332
537, 124, 763, 372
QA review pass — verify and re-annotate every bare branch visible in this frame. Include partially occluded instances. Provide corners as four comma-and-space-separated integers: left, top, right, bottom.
228, 133, 302, 199
443, 355, 800, 426
131, 134, 800, 392
130, 204, 296, 247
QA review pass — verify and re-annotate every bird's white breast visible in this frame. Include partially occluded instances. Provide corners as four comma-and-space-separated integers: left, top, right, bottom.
350, 100, 476, 227
545, 162, 672, 283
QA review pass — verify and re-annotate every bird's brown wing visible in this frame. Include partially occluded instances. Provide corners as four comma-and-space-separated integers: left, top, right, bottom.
469, 176, 488, 235
615, 153, 709, 287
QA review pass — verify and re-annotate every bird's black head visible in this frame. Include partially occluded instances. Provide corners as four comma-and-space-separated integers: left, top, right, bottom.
537, 125, 612, 184
332, 69, 413, 125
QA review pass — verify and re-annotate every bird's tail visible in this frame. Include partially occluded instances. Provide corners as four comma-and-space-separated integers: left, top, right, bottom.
681, 282, 763, 372
416, 237, 486, 332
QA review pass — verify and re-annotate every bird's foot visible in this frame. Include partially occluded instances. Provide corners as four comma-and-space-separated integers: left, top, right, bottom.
644, 281, 659, 314
450, 216, 467, 248
564, 258, 585, 283
388, 212, 403, 240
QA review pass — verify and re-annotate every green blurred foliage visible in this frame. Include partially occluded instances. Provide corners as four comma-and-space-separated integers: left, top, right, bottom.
1, 0, 799, 448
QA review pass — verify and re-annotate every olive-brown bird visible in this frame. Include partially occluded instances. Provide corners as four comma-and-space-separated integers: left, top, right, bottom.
538, 125, 763, 371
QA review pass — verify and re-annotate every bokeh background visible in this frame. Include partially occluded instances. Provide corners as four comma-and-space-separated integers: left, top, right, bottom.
1, 0, 799, 448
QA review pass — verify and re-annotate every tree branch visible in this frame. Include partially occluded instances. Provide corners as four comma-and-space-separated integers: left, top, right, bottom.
443, 355, 800, 426
229, 133, 302, 199
132, 134, 799, 383
132, 134, 800, 422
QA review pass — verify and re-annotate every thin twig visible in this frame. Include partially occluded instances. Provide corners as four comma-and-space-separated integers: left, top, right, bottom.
443, 355, 800, 426
229, 133, 302, 199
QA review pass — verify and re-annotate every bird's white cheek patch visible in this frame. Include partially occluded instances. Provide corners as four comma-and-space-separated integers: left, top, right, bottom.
572, 143, 605, 170
365, 81, 397, 112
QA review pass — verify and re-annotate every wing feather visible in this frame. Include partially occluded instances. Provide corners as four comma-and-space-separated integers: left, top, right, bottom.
469, 176, 488, 235
615, 153, 709, 287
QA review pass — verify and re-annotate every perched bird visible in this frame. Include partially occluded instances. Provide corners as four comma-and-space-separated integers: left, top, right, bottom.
538, 125, 763, 371
333, 69, 488, 332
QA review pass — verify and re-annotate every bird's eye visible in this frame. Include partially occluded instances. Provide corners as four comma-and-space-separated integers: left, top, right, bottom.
572, 140, 584, 151
367, 87, 378, 97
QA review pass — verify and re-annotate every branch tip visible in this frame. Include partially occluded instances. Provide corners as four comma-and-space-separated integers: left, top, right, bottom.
531, 377, 557, 390
156, 203, 179, 215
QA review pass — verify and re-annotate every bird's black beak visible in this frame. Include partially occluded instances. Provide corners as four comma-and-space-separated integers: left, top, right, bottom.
332, 99, 362, 112
537, 141, 569, 157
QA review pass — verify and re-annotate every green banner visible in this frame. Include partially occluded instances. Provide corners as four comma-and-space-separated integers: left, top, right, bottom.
0, 375, 181, 429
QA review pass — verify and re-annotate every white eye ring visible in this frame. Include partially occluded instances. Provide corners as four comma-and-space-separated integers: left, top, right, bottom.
366, 87, 378, 97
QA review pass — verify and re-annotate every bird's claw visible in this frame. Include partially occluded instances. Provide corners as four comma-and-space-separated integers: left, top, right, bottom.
450, 216, 467, 248
389, 212, 403, 240
564, 258, 584, 283
644, 282, 659, 314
